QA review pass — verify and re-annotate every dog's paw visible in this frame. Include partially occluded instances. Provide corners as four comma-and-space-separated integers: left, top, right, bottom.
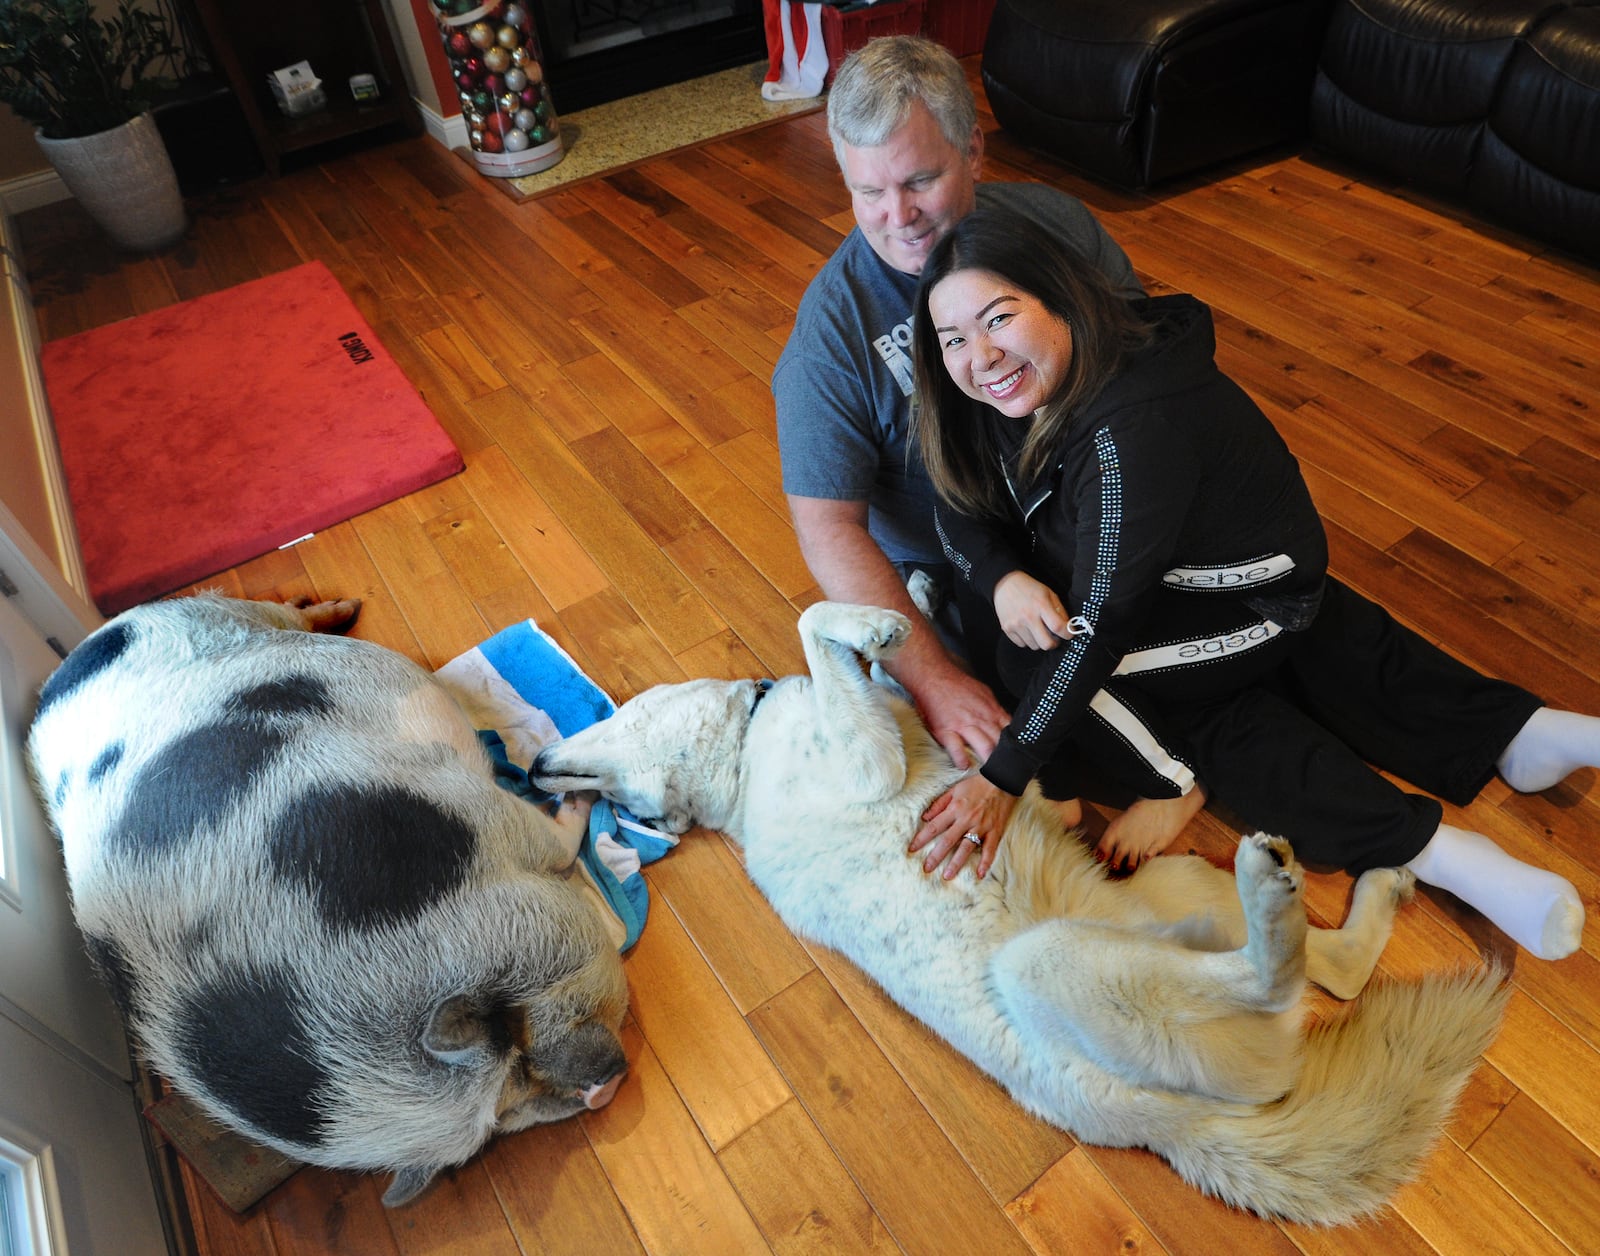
855, 609, 912, 659
1236, 833, 1302, 903
906, 570, 940, 622
1353, 865, 1417, 911
803, 603, 913, 660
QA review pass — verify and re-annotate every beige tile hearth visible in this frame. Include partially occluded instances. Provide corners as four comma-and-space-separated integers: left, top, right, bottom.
478, 61, 823, 200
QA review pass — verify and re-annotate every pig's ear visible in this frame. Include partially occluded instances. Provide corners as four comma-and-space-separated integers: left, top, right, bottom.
382, 1164, 438, 1207
420, 993, 504, 1065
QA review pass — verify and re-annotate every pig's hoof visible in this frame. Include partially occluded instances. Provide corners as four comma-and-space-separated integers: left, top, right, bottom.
298, 598, 363, 634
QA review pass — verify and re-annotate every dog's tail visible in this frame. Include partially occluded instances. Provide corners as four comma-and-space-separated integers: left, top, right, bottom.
1159, 965, 1508, 1225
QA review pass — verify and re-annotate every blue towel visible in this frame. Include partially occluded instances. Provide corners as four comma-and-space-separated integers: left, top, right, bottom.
435, 621, 675, 951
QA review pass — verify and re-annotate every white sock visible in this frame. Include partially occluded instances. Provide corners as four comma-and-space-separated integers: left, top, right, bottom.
1406, 824, 1584, 960
1498, 707, 1600, 793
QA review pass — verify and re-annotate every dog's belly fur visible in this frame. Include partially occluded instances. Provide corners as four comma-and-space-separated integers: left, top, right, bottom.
736, 683, 1099, 1085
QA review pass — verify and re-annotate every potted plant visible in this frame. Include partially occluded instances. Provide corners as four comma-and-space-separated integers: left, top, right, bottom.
0, 0, 188, 251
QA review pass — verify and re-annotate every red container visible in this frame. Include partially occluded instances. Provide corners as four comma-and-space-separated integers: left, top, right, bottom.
822, 0, 927, 85
922, 0, 998, 58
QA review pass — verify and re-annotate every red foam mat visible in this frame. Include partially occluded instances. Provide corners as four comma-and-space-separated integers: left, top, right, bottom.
42, 261, 463, 614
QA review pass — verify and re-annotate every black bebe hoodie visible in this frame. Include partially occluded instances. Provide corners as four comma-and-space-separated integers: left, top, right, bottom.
936, 294, 1330, 796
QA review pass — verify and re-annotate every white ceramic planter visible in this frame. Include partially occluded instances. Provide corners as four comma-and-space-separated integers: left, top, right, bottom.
35, 113, 188, 253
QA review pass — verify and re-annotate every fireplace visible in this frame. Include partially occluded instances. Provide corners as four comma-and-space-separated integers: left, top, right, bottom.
532, 0, 765, 112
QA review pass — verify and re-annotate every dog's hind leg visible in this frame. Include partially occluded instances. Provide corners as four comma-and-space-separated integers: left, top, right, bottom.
993, 922, 1303, 1103
1304, 865, 1415, 1000
796, 603, 914, 801
992, 837, 1314, 1102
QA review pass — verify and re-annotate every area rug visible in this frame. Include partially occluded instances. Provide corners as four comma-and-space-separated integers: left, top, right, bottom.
41, 262, 464, 615
496, 61, 823, 200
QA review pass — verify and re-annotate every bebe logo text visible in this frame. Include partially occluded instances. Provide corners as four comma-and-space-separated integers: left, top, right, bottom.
1177, 624, 1274, 658
1164, 566, 1276, 588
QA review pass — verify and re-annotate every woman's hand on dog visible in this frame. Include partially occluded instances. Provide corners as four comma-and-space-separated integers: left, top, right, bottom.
911, 775, 1018, 880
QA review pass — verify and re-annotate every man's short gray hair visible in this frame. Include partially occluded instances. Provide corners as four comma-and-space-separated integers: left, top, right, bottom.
826, 35, 978, 163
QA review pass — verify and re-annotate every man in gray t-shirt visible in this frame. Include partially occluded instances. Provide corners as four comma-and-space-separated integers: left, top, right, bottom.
773, 37, 1143, 775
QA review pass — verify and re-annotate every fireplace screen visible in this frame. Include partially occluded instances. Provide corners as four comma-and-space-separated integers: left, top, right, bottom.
546, 0, 741, 60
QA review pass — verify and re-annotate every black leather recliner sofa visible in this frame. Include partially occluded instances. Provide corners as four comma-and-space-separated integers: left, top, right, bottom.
1310, 0, 1600, 262
980, 0, 1600, 261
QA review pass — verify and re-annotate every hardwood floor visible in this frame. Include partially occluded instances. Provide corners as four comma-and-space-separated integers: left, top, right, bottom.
18, 63, 1600, 1255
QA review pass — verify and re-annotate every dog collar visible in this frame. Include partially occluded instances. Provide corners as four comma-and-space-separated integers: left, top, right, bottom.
750, 677, 775, 716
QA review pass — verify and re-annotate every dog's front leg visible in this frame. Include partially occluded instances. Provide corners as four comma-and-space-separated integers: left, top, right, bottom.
796, 602, 913, 803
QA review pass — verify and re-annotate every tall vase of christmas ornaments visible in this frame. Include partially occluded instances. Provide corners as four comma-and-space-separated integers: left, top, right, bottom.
429, 1, 563, 178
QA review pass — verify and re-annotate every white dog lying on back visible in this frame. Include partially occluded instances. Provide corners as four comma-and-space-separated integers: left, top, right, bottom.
534, 603, 1507, 1224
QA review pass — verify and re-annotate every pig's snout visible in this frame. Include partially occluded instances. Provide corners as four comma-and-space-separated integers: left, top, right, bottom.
582, 1072, 624, 1110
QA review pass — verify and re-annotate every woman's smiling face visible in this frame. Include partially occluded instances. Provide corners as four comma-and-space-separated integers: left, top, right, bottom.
928, 268, 1074, 420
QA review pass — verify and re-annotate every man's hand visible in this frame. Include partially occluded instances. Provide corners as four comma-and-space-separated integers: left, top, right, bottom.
908, 659, 1008, 769
994, 570, 1076, 650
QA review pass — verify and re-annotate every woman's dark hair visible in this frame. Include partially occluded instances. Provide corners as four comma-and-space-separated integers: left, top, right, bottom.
912, 205, 1150, 517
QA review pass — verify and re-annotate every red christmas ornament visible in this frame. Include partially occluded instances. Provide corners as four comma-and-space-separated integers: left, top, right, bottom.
482, 110, 512, 136
482, 72, 505, 94
478, 129, 504, 153
446, 30, 473, 57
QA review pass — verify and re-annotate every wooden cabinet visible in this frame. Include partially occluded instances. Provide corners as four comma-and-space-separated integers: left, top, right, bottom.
185, 0, 420, 176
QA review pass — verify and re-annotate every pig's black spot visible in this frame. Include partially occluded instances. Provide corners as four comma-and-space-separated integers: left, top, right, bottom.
83, 934, 139, 1018
88, 742, 124, 784
267, 785, 476, 932
34, 621, 134, 720
174, 968, 331, 1148
226, 676, 334, 721
112, 723, 287, 854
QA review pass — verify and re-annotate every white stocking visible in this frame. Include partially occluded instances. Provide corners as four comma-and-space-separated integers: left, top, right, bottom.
761, 0, 829, 102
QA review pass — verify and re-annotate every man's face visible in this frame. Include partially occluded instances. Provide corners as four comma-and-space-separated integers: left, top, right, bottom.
839, 101, 983, 276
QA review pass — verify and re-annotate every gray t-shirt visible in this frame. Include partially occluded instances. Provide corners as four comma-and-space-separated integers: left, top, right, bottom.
773, 182, 1144, 565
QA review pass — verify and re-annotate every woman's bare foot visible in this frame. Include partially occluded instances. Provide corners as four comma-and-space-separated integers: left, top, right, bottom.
1096, 784, 1208, 873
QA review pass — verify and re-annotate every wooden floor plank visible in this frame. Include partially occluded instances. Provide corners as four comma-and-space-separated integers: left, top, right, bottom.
478, 1110, 646, 1256
620, 887, 794, 1150
748, 971, 1035, 1256
583, 1024, 773, 1255
716, 1099, 897, 1255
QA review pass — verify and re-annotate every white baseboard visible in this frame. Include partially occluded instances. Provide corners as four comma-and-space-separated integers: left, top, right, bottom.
0, 168, 69, 216
417, 99, 470, 153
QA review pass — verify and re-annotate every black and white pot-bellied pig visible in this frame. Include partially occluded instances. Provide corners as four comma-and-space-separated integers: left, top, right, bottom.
26, 593, 627, 1206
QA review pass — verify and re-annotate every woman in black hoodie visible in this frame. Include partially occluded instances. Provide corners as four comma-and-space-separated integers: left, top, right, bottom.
905, 205, 1588, 961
